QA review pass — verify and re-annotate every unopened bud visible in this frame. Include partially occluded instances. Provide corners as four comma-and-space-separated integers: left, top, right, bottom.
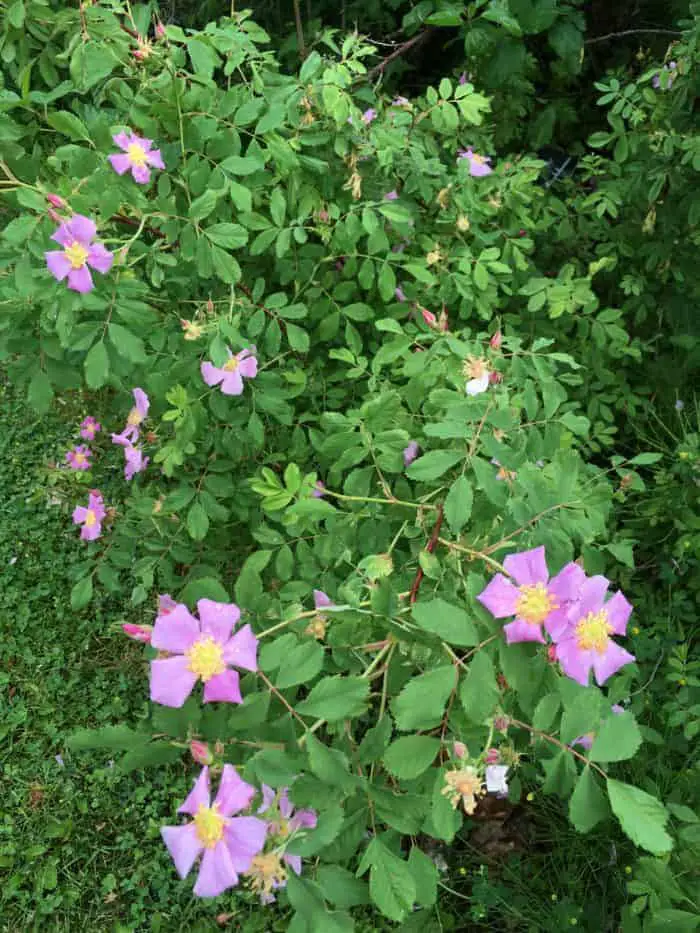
489, 371, 503, 385
547, 644, 557, 663
453, 741, 468, 760
214, 741, 225, 756
489, 330, 502, 350
155, 22, 166, 39
456, 215, 470, 232
518, 229, 526, 238
420, 308, 437, 328
190, 740, 213, 766
122, 623, 153, 644
133, 49, 145, 61
485, 747, 500, 764
48, 208, 62, 223
317, 209, 329, 222
46, 193, 65, 209
493, 716, 509, 733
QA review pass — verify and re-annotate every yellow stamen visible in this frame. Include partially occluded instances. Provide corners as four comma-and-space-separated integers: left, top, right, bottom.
193, 803, 226, 848
223, 356, 239, 372
186, 636, 226, 682
64, 241, 88, 270
463, 355, 488, 379
471, 153, 485, 165
575, 610, 613, 653
127, 143, 148, 167
515, 583, 557, 626
74, 452, 86, 466
246, 852, 287, 896
84, 510, 97, 528
126, 407, 143, 427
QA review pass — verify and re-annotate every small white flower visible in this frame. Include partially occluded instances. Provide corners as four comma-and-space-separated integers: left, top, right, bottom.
8, 556, 17, 566
675, 399, 684, 411
485, 764, 509, 795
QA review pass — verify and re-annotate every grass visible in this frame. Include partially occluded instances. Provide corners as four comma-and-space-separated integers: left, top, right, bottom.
1, 378, 697, 931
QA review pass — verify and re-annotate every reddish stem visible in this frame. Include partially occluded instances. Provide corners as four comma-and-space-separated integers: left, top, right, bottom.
409, 504, 444, 604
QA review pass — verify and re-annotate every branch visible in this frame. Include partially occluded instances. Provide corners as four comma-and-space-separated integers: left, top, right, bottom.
409, 504, 444, 604
365, 28, 434, 81
585, 28, 681, 46
509, 717, 608, 779
292, 0, 307, 60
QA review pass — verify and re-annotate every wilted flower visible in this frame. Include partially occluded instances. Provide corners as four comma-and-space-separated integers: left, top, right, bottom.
395, 286, 407, 303
456, 215, 470, 232
485, 764, 509, 796
161, 766, 267, 898
109, 131, 165, 184
385, 190, 398, 201
553, 576, 635, 686
72, 490, 106, 541
65, 445, 92, 471
477, 545, 585, 645
79, 416, 101, 441
45, 215, 113, 293
311, 480, 325, 499
150, 598, 258, 707
201, 348, 257, 396
361, 108, 377, 124
442, 767, 484, 815
112, 388, 149, 446
123, 444, 149, 481
652, 61, 677, 89
459, 72, 467, 85
249, 785, 317, 902
122, 622, 153, 644
392, 96, 410, 107
458, 148, 493, 177
403, 441, 420, 467
181, 319, 204, 340
463, 356, 492, 396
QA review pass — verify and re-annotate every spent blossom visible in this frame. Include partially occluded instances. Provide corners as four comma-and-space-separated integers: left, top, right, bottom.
385, 190, 399, 201
403, 441, 420, 467
553, 576, 635, 686
442, 766, 484, 815
109, 131, 165, 184
72, 490, 106, 541
65, 445, 92, 471
79, 416, 101, 441
149, 598, 258, 708
123, 444, 149, 481
458, 148, 493, 177
361, 108, 377, 124
477, 545, 585, 645
201, 348, 257, 396
45, 215, 113, 294
463, 356, 492, 396
161, 766, 267, 898
485, 764, 509, 796
652, 61, 677, 90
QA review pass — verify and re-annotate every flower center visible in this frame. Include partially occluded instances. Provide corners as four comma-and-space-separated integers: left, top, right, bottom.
575, 610, 613, 653
464, 356, 488, 379
186, 636, 226, 682
515, 583, 557, 625
64, 241, 88, 270
74, 452, 86, 465
193, 803, 226, 849
471, 153, 485, 165
126, 407, 143, 427
455, 771, 482, 797
247, 853, 287, 895
84, 509, 97, 528
127, 143, 148, 167
223, 356, 239, 372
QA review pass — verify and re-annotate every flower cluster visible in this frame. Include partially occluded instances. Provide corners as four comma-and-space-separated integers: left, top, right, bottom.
111, 387, 150, 480
161, 769, 317, 899
478, 546, 635, 686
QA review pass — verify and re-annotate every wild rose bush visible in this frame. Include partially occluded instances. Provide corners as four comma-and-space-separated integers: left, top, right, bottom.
0, 1, 688, 926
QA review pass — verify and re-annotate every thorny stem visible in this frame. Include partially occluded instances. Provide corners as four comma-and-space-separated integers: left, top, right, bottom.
409, 504, 444, 603
323, 488, 436, 510
509, 717, 608, 779
438, 537, 509, 575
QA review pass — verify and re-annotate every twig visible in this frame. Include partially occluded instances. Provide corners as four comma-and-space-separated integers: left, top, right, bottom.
409, 504, 444, 604
291, 0, 306, 60
509, 717, 608, 779
585, 28, 681, 45
110, 213, 165, 238
365, 28, 434, 81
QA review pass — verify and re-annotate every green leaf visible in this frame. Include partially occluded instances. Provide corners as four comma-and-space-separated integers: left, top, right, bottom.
187, 37, 220, 77
67, 725, 149, 752
407, 846, 438, 907
412, 598, 479, 646
306, 734, 357, 792
108, 323, 146, 363
295, 676, 369, 720
559, 688, 603, 745
277, 640, 324, 688
70, 575, 93, 610
188, 189, 219, 222
646, 910, 700, 932
459, 651, 499, 723
426, 768, 462, 841
358, 717, 393, 765
444, 475, 473, 532
28, 369, 53, 414
178, 577, 230, 605
590, 712, 642, 762
47, 110, 91, 142
221, 153, 265, 175
569, 766, 609, 832
607, 779, 673, 855
118, 742, 182, 773
317, 865, 369, 908
383, 736, 440, 780
359, 838, 416, 923
230, 181, 252, 212
286, 322, 310, 353
406, 449, 463, 481
392, 666, 456, 731
541, 750, 577, 797
532, 693, 561, 732
205, 222, 248, 249
84, 340, 109, 389
186, 502, 210, 540
628, 452, 663, 466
